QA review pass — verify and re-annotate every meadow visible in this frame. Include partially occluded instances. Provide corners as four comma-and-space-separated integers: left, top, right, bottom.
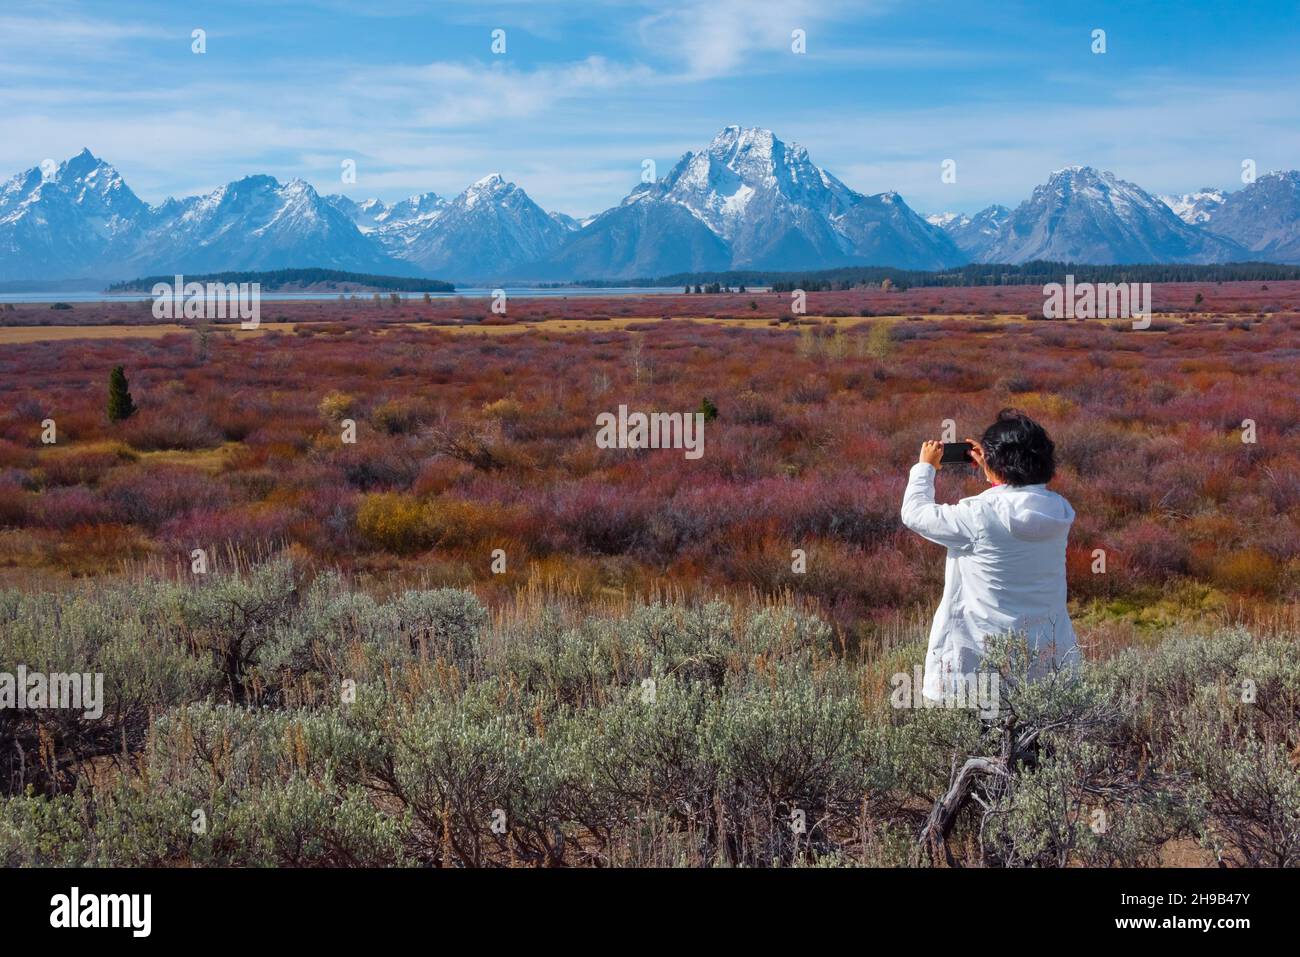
1, 294, 1297, 630
1, 290, 1298, 866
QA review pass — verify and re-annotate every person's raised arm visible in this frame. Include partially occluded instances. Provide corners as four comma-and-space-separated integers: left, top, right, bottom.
900, 441, 980, 549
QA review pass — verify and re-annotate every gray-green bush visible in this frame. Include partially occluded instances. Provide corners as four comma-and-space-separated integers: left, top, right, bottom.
1, 561, 1296, 867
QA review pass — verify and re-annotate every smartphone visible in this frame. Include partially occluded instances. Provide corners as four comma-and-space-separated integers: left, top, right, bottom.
940, 441, 974, 465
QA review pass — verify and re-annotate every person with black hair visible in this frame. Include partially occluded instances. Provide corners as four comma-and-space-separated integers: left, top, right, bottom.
901, 409, 1077, 702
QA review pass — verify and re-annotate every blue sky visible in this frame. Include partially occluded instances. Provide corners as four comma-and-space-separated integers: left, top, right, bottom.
3, 0, 1298, 217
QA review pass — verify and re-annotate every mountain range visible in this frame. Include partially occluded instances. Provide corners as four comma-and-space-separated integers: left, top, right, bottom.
960, 166, 1248, 265
4, 130, 1300, 284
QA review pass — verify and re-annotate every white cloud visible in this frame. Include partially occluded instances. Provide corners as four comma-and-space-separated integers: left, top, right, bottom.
635, 0, 878, 78
350, 56, 656, 126
0, 11, 171, 48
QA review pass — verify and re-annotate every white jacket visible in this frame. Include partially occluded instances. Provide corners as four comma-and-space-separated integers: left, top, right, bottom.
901, 463, 1078, 701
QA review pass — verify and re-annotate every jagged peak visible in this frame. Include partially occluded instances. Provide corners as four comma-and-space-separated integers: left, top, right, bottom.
56, 148, 112, 180
1047, 164, 1114, 181
709, 125, 776, 146
229, 173, 280, 189
1034, 166, 1157, 207
705, 126, 788, 165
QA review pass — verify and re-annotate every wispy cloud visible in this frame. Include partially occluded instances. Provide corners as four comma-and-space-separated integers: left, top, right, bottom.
0, 10, 171, 47
350, 56, 656, 126
635, 0, 879, 78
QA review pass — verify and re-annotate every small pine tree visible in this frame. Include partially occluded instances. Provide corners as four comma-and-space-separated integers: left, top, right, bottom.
107, 365, 136, 422
698, 397, 719, 421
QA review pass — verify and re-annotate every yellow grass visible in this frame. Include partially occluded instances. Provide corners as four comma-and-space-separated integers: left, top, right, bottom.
418, 313, 1038, 335
0, 311, 1165, 344
34, 438, 236, 472
37, 439, 136, 459
136, 442, 239, 473
0, 322, 296, 344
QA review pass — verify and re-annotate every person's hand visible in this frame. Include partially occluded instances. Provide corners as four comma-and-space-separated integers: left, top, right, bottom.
919, 440, 943, 469
966, 437, 996, 483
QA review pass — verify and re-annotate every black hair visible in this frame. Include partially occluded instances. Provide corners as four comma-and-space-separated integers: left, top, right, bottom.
981, 408, 1055, 486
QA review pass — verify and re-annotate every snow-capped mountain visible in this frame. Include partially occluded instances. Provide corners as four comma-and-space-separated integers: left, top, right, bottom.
1, 151, 568, 281
1200, 171, 1300, 264
362, 174, 568, 279
0, 150, 410, 280
324, 195, 395, 231
130, 174, 402, 275
929, 204, 1010, 259
548, 211, 589, 232
531, 126, 962, 278
4, 146, 1299, 283
653, 126, 865, 263
926, 212, 965, 229
0, 149, 149, 281
376, 192, 446, 227
326, 192, 449, 238
327, 177, 566, 278
980, 166, 1247, 265
1159, 188, 1226, 225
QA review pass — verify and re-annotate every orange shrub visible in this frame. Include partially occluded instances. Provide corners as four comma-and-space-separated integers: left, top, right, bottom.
426, 498, 503, 550
1211, 548, 1281, 595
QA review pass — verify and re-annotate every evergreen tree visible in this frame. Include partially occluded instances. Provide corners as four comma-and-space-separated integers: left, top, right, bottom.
107, 366, 136, 422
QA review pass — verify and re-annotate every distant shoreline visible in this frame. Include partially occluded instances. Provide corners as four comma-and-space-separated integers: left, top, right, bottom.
2, 278, 1295, 320
0, 286, 690, 305
103, 268, 454, 295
